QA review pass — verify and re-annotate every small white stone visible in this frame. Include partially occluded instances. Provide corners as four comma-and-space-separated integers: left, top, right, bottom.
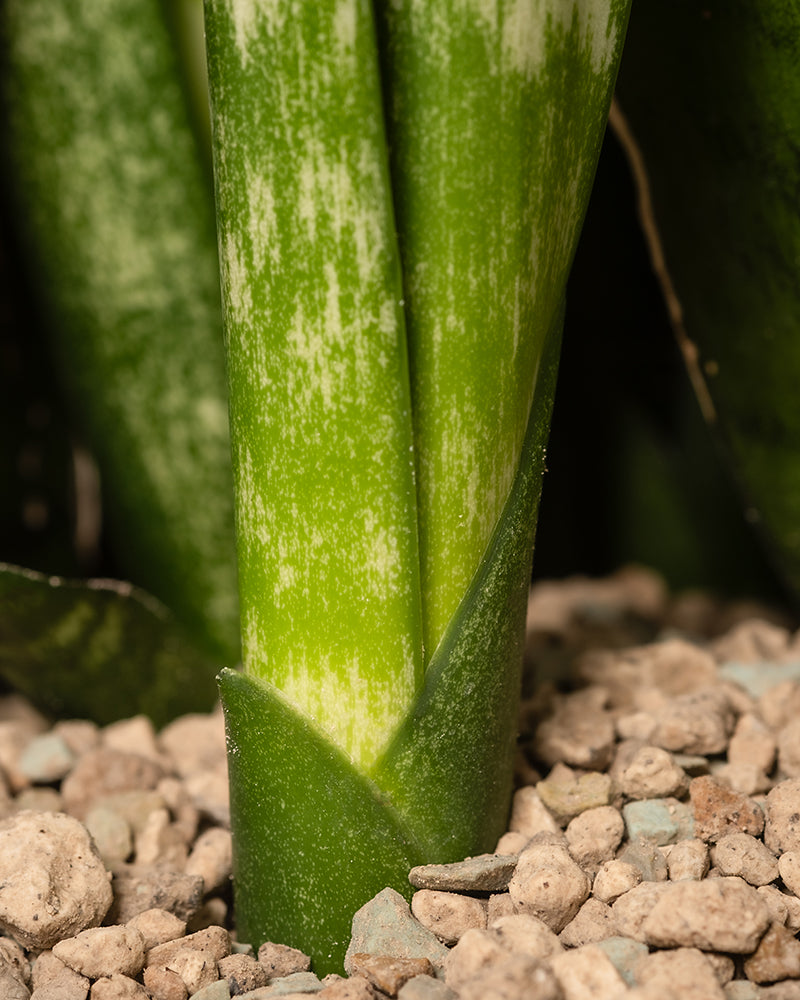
550, 943, 629, 1000
508, 843, 590, 933
185, 827, 233, 895
508, 787, 560, 839
102, 716, 161, 763
489, 913, 563, 960
410, 890, 487, 945
619, 746, 689, 800
665, 839, 709, 882
711, 833, 779, 887
727, 714, 776, 773
126, 909, 186, 951
565, 806, 624, 871
559, 898, 617, 947
634, 947, 725, 1000
53, 925, 146, 979
593, 860, 642, 904
443, 928, 509, 990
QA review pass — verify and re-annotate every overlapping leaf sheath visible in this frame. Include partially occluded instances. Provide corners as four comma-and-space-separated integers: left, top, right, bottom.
207, 0, 631, 974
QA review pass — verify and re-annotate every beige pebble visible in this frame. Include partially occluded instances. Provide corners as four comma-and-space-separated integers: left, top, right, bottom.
665, 838, 710, 881
134, 808, 188, 868
155, 778, 200, 844
185, 827, 233, 895
218, 952, 268, 992
712, 762, 772, 797
712, 619, 790, 662
257, 941, 312, 978
550, 943, 629, 1000
142, 963, 188, 1000
534, 687, 615, 771
126, 909, 186, 951
760, 681, 800, 732
102, 716, 161, 764
90, 974, 151, 998
615, 711, 657, 742
565, 806, 624, 871
728, 714, 776, 773
349, 954, 434, 996
109, 865, 203, 924
765, 779, 800, 854
0, 810, 112, 949
650, 688, 734, 756
322, 975, 381, 999
779, 852, 800, 897
610, 882, 677, 942
620, 746, 689, 800
593, 860, 642, 904
643, 877, 770, 952
634, 947, 725, 999
411, 890, 486, 945
711, 833, 779, 886
183, 765, 230, 826
457, 954, 560, 1000
486, 893, 516, 923
443, 928, 510, 990
53, 925, 146, 979
162, 947, 218, 994
744, 922, 800, 983
757, 885, 800, 934
489, 913, 563, 961
508, 842, 590, 932
158, 713, 226, 779
535, 768, 614, 825
777, 719, 800, 779
61, 749, 165, 819
559, 897, 617, 947
495, 831, 529, 854
508, 787, 560, 838
53, 719, 100, 757
146, 925, 230, 968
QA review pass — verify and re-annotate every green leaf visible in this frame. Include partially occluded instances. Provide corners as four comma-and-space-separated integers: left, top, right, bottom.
0, 0, 239, 663
204, 0, 423, 771
615, 2, 800, 597
219, 667, 426, 977
0, 564, 219, 727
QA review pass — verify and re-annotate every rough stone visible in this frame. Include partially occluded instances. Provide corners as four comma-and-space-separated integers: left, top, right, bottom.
185, 828, 233, 895
535, 769, 614, 824
594, 936, 649, 986
53, 925, 146, 979
617, 839, 669, 882
108, 865, 204, 924
507, 788, 560, 839
217, 953, 268, 994
348, 954, 434, 995
665, 838, 710, 881
550, 943, 629, 999
634, 947, 725, 1000
743, 922, 800, 984
455, 954, 561, 1000
410, 890, 486, 945
18, 733, 75, 784
534, 687, 616, 771
126, 909, 186, 951
90, 975, 151, 999
559, 897, 617, 947
397, 975, 458, 1000
711, 833, 779, 886
650, 688, 734, 756
257, 942, 312, 979
0, 811, 112, 949
345, 889, 449, 980
728, 714, 776, 773
690, 776, 765, 842
408, 854, 517, 894
507, 842, 590, 932
60, 750, 164, 819
565, 806, 625, 871
765, 780, 800, 854
592, 861, 642, 904
619, 746, 689, 800
642, 877, 771, 952
489, 913, 563, 961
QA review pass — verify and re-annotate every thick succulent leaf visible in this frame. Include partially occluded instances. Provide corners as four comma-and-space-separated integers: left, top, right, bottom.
374, 311, 562, 859
204, 0, 423, 771
615, 3, 800, 596
0, 564, 219, 727
0, 0, 239, 663
379, 0, 632, 658
218, 667, 426, 978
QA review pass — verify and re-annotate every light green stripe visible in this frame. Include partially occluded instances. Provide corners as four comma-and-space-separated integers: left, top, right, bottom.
205, 0, 423, 769
380, 0, 629, 658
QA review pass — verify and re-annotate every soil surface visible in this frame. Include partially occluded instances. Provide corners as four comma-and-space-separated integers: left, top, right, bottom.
2, 565, 800, 999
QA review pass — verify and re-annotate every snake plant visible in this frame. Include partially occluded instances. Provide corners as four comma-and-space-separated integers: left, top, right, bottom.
205, 0, 630, 973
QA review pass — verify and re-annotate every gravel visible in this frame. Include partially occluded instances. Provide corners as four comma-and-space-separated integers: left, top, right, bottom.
1, 565, 800, 997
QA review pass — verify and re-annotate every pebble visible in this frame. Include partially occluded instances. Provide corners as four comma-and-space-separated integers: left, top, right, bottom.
664, 838, 709, 881
690, 776, 765, 842
550, 942, 629, 998
558, 898, 617, 947
565, 806, 625, 871
711, 832, 780, 886
345, 889, 449, 979
535, 768, 614, 824
533, 687, 616, 770
650, 688, 735, 755
0, 811, 112, 949
642, 877, 771, 952
53, 926, 146, 978
634, 947, 726, 999
619, 746, 689, 800
507, 786, 560, 838
257, 943, 312, 978
592, 861, 642, 904
408, 855, 517, 893
18, 732, 75, 783
743, 923, 800, 984
348, 953, 434, 995
410, 890, 486, 945
622, 798, 692, 845
507, 842, 590, 933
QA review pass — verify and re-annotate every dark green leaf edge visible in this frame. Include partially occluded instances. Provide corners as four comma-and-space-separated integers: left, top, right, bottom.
0, 562, 220, 727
